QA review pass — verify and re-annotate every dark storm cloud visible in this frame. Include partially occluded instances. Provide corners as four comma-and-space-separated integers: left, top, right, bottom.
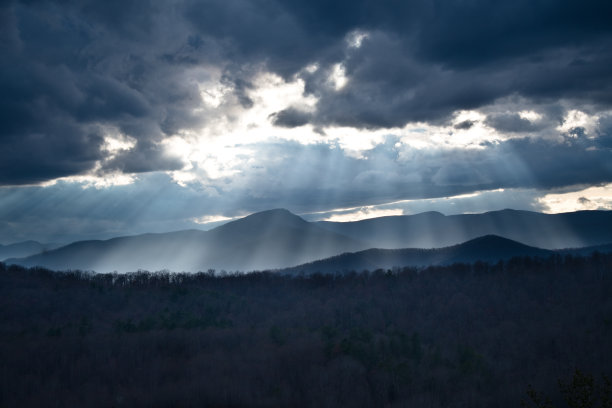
182, 0, 349, 77
432, 137, 612, 191
2, 0, 612, 186
308, 31, 612, 127
269, 108, 312, 128
0, 0, 212, 185
102, 141, 185, 174
596, 115, 612, 148
485, 114, 545, 133
264, 0, 612, 128
454, 120, 475, 130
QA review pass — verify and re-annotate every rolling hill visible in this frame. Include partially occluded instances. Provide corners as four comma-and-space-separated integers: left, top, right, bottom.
282, 235, 555, 274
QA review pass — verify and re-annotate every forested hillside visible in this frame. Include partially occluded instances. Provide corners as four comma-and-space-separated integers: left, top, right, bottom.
283, 235, 553, 274
1, 253, 611, 407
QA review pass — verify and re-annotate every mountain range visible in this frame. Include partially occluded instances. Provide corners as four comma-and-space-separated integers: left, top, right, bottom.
282, 235, 556, 275
0, 240, 60, 261
6, 208, 612, 273
6, 209, 364, 272
316, 209, 612, 249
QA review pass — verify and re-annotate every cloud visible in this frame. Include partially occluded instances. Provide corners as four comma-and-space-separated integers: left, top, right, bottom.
454, 120, 476, 130
269, 108, 312, 128
596, 114, 612, 148
102, 141, 185, 174
537, 184, 612, 213
301, 188, 547, 223
0, 1, 218, 185
2, 0, 612, 187
305, 33, 612, 128
485, 113, 545, 133
422, 136, 612, 192
176, 134, 612, 213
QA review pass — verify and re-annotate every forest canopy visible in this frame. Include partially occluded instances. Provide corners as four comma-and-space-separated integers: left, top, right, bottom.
1, 253, 611, 407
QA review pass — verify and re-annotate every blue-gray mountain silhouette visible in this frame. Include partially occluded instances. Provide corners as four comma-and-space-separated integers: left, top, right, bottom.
316, 209, 612, 249
8, 209, 365, 272
7, 209, 612, 273
0, 240, 60, 261
283, 235, 554, 274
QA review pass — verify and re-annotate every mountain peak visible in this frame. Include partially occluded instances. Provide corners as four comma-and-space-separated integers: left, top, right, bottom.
241, 208, 305, 223
460, 234, 526, 247
212, 208, 307, 235
413, 211, 445, 217
455, 234, 546, 256
246, 208, 297, 217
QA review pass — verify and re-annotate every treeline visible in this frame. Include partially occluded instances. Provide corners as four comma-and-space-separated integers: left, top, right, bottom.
1, 252, 611, 407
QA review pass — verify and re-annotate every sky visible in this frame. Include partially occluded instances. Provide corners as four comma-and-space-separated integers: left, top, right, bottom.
1, 0, 612, 244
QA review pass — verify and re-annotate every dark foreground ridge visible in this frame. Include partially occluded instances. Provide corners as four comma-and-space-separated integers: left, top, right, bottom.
283, 235, 554, 274
1, 253, 611, 407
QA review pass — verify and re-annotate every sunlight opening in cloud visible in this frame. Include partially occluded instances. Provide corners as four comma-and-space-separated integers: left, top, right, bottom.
161, 102, 532, 189
161, 65, 609, 194
448, 123, 495, 148
303, 188, 536, 224
167, 136, 254, 183
198, 80, 232, 108
199, 145, 251, 179
304, 63, 319, 74
161, 66, 583, 192
557, 109, 598, 137
94, 68, 609, 202
347, 30, 369, 48
101, 127, 137, 156
323, 127, 388, 157
161, 136, 193, 169
162, 72, 322, 184
537, 184, 612, 213
329, 63, 348, 90
320, 207, 404, 222
518, 110, 542, 121
399, 111, 502, 151
195, 71, 318, 143
250, 72, 318, 114
170, 172, 197, 187
453, 110, 486, 124
192, 214, 236, 225
42, 170, 136, 189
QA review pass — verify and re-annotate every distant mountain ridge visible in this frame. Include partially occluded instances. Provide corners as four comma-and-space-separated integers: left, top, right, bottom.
8, 209, 366, 272
282, 235, 554, 274
0, 241, 60, 261
6, 208, 612, 273
316, 209, 612, 249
